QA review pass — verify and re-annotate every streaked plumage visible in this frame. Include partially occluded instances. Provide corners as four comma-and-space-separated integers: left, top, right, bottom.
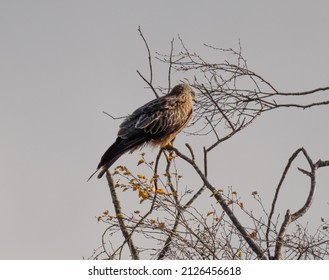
88, 84, 196, 180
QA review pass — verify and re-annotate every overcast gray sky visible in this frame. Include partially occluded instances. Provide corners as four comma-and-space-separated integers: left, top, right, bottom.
1, 0, 329, 259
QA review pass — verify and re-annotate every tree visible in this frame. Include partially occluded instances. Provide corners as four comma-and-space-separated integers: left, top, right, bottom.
88, 28, 329, 260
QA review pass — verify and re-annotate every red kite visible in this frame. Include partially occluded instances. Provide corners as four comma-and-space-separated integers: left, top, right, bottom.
88, 84, 196, 180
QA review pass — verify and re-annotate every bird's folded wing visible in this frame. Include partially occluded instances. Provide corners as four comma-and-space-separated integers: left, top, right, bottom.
118, 96, 181, 137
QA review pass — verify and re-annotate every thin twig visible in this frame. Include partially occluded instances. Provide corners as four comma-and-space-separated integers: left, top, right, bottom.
102, 111, 126, 120
136, 70, 159, 98
274, 86, 329, 96
167, 38, 174, 94
138, 26, 153, 85
137, 26, 159, 98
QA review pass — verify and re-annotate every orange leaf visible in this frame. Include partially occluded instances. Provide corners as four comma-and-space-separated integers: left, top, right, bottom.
166, 154, 176, 161
138, 189, 149, 199
137, 159, 145, 166
156, 188, 166, 195
158, 222, 165, 229
210, 189, 224, 197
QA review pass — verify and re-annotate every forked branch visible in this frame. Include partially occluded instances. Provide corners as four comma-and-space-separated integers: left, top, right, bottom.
271, 149, 329, 259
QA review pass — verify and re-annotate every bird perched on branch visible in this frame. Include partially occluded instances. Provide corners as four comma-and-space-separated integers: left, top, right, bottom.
88, 84, 196, 180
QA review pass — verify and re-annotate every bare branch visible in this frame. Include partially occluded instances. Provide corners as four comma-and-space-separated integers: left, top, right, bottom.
138, 26, 153, 85
274, 86, 329, 96
185, 143, 195, 161
105, 171, 139, 259
167, 38, 174, 94
166, 145, 267, 259
264, 100, 329, 111
136, 70, 159, 98
275, 210, 291, 259
266, 147, 304, 256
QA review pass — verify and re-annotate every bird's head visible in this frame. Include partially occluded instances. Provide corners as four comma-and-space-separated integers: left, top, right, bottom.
170, 83, 197, 102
